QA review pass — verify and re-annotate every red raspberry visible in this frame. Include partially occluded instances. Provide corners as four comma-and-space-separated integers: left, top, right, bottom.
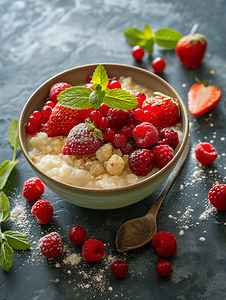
152, 231, 177, 257
128, 149, 155, 176
152, 57, 166, 73
49, 82, 72, 103
23, 177, 45, 202
111, 260, 129, 278
157, 128, 179, 149
82, 238, 105, 262
39, 232, 64, 258
156, 260, 172, 277
195, 142, 218, 165
69, 226, 87, 245
31, 199, 54, 224
152, 145, 174, 169
108, 108, 132, 128
132, 122, 158, 148
131, 46, 145, 62
208, 184, 226, 210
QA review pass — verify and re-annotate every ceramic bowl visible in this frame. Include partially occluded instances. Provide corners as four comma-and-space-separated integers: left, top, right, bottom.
19, 63, 189, 210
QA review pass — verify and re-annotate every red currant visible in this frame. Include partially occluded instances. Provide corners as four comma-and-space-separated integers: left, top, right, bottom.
45, 100, 56, 109
78, 109, 90, 119
120, 126, 132, 137
131, 46, 145, 62
156, 260, 172, 277
87, 75, 92, 83
83, 83, 94, 90
42, 106, 52, 119
120, 142, 134, 155
29, 115, 39, 127
152, 57, 166, 73
89, 110, 102, 124
113, 134, 127, 147
103, 127, 116, 142
135, 92, 146, 108
32, 110, 42, 121
24, 122, 38, 136
97, 103, 109, 116
134, 108, 144, 120
108, 80, 121, 90
69, 226, 86, 245
100, 117, 109, 129
141, 110, 151, 122
111, 260, 128, 278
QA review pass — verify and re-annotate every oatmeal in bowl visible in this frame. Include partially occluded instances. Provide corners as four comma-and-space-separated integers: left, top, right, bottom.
19, 64, 189, 209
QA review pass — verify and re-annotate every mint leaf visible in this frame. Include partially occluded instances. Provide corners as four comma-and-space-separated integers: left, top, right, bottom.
4, 231, 31, 250
0, 241, 13, 272
0, 192, 10, 223
155, 28, 183, 48
92, 64, 108, 91
8, 120, 20, 154
0, 160, 18, 190
89, 90, 105, 109
58, 87, 93, 109
104, 89, 138, 110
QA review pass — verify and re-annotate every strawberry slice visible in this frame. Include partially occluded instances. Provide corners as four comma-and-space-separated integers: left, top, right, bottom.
62, 123, 103, 155
41, 103, 84, 137
187, 79, 221, 117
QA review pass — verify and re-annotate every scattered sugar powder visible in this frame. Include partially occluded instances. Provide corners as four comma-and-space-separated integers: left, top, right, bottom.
11, 206, 25, 221
63, 253, 81, 266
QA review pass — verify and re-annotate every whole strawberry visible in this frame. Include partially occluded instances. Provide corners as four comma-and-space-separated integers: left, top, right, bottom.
39, 232, 64, 258
49, 82, 72, 103
176, 33, 207, 68
188, 79, 221, 117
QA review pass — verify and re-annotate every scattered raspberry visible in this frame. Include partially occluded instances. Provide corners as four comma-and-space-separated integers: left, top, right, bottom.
132, 122, 158, 148
208, 184, 226, 210
128, 149, 155, 176
152, 144, 174, 169
23, 177, 45, 202
111, 260, 129, 278
39, 232, 64, 258
195, 142, 218, 165
69, 226, 87, 245
82, 238, 105, 262
156, 260, 172, 277
31, 199, 54, 224
152, 231, 178, 257
49, 82, 72, 103
62, 123, 103, 155
157, 128, 179, 149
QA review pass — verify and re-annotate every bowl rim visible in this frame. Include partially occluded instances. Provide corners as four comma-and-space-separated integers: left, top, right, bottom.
19, 63, 189, 194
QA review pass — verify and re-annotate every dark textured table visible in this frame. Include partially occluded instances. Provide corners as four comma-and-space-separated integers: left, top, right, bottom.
1, 1, 226, 299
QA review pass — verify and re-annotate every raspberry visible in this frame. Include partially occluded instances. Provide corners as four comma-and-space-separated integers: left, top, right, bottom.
208, 184, 226, 210
82, 238, 105, 262
108, 109, 132, 128
31, 199, 54, 224
69, 226, 87, 245
132, 122, 158, 148
152, 231, 177, 257
23, 177, 45, 202
157, 128, 179, 149
111, 260, 129, 278
152, 57, 166, 73
195, 142, 218, 165
131, 46, 145, 62
156, 260, 172, 277
49, 82, 72, 103
128, 149, 155, 176
39, 232, 64, 258
152, 144, 174, 169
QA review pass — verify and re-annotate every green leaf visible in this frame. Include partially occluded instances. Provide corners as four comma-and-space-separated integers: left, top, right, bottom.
4, 231, 31, 250
57, 86, 93, 110
0, 160, 18, 190
155, 28, 183, 49
104, 89, 138, 110
0, 241, 13, 272
8, 119, 20, 152
0, 192, 11, 223
89, 90, 105, 109
92, 65, 108, 91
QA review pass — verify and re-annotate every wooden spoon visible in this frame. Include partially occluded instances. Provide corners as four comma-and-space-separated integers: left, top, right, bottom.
116, 137, 191, 252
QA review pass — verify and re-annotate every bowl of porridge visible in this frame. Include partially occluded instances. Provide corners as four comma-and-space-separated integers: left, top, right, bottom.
19, 63, 189, 209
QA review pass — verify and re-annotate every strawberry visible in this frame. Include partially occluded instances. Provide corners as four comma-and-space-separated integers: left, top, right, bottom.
41, 103, 84, 137
49, 82, 72, 103
187, 79, 221, 117
175, 33, 207, 68
62, 122, 103, 155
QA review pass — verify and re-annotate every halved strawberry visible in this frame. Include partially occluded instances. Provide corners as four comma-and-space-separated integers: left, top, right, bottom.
187, 79, 221, 117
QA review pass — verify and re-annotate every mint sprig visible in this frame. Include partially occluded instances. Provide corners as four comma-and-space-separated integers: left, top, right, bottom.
86, 118, 103, 139
57, 64, 138, 111
124, 24, 183, 55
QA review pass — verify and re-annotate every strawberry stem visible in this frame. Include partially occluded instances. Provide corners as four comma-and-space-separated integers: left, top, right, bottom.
189, 23, 199, 35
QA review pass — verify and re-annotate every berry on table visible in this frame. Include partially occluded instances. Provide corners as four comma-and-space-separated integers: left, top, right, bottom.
132, 122, 158, 148
152, 144, 174, 169
195, 142, 218, 165
23, 177, 45, 202
152, 231, 178, 257
69, 226, 87, 245
49, 82, 72, 103
39, 232, 64, 258
152, 57, 166, 73
131, 46, 145, 62
111, 260, 129, 278
208, 184, 226, 210
156, 260, 172, 277
128, 149, 155, 176
82, 238, 105, 262
31, 199, 54, 224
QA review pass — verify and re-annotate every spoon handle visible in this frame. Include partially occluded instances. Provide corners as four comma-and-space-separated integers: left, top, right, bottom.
146, 136, 191, 218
